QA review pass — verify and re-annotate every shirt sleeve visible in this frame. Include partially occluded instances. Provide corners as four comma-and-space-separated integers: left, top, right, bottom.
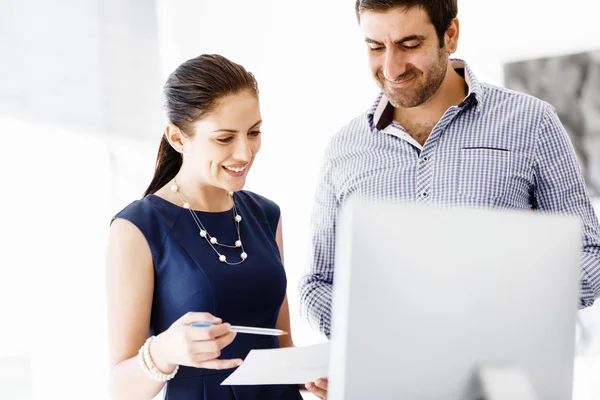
299, 143, 338, 338
533, 104, 600, 307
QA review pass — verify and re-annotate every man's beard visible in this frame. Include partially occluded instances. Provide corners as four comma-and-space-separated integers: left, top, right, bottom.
377, 48, 448, 108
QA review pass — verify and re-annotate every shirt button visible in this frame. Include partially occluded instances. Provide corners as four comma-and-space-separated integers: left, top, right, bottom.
422, 192, 429, 198
422, 156, 429, 162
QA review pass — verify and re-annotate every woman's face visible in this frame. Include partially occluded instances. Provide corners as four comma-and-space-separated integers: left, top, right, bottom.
182, 90, 262, 193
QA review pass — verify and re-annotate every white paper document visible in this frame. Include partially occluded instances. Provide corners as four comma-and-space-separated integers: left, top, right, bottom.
221, 342, 329, 385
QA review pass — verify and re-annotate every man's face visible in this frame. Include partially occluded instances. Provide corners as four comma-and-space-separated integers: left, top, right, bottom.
360, 6, 449, 108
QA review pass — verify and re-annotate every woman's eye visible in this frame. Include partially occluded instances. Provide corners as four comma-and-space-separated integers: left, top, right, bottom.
217, 137, 234, 144
249, 131, 262, 137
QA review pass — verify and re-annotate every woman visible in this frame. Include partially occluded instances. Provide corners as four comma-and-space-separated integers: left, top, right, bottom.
105, 54, 303, 399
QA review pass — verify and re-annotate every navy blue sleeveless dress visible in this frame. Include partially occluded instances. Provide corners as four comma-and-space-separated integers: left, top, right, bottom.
113, 191, 302, 400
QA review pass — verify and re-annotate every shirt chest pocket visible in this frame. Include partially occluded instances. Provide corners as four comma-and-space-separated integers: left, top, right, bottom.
457, 147, 511, 201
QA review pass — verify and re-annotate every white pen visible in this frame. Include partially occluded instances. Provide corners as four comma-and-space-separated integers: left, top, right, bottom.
190, 322, 288, 336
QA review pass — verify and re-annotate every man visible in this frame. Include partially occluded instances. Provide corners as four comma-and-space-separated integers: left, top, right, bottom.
301, 0, 600, 368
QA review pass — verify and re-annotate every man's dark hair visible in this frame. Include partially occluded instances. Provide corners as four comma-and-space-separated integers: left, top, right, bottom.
355, 0, 458, 47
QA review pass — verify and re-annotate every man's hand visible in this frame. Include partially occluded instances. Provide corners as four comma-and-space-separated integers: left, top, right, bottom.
305, 377, 328, 399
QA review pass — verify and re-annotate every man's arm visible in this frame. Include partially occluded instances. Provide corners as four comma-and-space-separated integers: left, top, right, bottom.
533, 104, 600, 307
299, 145, 338, 338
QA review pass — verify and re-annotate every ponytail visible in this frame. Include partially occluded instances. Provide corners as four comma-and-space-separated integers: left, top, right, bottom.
143, 136, 182, 197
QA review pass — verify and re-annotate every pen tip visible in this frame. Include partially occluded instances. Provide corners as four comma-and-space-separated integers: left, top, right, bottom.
282, 331, 288, 335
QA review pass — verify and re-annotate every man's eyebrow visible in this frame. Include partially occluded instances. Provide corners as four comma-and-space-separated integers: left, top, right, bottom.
365, 34, 427, 46
394, 35, 426, 45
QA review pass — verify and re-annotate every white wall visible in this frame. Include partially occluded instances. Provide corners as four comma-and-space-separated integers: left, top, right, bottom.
0, 2, 162, 398
0, 116, 158, 400
0, 0, 163, 141
457, 0, 600, 84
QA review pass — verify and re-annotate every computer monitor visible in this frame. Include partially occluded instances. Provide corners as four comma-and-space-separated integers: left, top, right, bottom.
328, 200, 581, 400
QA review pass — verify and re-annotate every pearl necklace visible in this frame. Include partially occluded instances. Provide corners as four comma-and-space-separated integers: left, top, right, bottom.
170, 179, 248, 265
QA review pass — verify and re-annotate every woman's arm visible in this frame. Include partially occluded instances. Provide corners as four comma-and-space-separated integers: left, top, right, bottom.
274, 216, 294, 348
105, 218, 169, 399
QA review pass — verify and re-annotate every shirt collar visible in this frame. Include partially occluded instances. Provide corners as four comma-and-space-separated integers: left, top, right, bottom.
367, 59, 484, 132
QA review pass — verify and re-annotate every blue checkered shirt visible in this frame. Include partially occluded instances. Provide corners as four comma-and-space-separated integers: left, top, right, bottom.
299, 60, 600, 338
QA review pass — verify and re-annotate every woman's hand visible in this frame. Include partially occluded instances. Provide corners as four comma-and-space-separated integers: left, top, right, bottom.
305, 377, 328, 399
150, 312, 242, 372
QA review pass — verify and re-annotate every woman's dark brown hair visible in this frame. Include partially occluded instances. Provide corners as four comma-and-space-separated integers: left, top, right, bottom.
143, 54, 258, 197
